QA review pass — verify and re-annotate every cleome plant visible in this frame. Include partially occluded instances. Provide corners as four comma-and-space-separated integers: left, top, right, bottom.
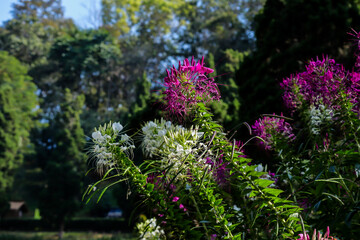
83, 30, 360, 239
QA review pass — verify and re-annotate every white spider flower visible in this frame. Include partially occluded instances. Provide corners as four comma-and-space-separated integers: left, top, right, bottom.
141, 119, 204, 178
255, 164, 264, 172
308, 104, 333, 135
121, 134, 130, 142
92, 131, 103, 142
137, 218, 165, 240
165, 121, 172, 128
112, 122, 123, 133
88, 121, 134, 175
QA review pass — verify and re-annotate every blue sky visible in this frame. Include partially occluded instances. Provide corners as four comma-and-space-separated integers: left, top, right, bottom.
0, 0, 101, 28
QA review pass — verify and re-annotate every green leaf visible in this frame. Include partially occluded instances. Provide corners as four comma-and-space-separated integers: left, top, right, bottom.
254, 179, 274, 188
218, 206, 224, 215
146, 183, 154, 192
322, 192, 344, 205
262, 188, 283, 197
215, 198, 222, 206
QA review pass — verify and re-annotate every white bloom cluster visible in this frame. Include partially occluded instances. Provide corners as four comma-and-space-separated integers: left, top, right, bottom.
137, 217, 165, 240
141, 119, 177, 157
141, 119, 203, 173
90, 122, 134, 174
308, 104, 333, 135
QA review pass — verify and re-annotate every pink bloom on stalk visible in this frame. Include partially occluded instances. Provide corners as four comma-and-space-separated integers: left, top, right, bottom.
172, 196, 180, 202
163, 56, 220, 119
297, 226, 337, 240
297, 233, 310, 240
179, 204, 187, 212
252, 114, 295, 150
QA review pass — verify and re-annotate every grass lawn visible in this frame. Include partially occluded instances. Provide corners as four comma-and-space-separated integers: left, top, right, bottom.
0, 231, 136, 240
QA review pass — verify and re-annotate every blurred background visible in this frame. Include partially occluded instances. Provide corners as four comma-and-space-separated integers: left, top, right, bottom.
0, 0, 359, 239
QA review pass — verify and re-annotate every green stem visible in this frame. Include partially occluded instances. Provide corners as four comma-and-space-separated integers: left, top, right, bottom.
190, 195, 210, 240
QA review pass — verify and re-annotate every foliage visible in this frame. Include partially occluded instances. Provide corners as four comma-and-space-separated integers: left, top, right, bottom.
0, 51, 38, 190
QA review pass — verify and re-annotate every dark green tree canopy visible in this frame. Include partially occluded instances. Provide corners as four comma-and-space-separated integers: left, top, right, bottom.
39, 89, 86, 237
49, 30, 123, 111
177, 0, 263, 59
0, 51, 38, 190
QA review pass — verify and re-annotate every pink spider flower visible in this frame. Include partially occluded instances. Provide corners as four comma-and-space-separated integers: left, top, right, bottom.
297, 226, 338, 240
281, 56, 346, 113
252, 114, 295, 150
163, 56, 220, 119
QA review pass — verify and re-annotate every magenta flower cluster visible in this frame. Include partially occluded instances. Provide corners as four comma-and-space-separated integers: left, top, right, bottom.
252, 114, 296, 150
281, 57, 345, 110
280, 56, 359, 116
163, 56, 220, 118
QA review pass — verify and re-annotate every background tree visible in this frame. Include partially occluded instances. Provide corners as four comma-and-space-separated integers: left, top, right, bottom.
48, 29, 125, 134
176, 0, 264, 59
38, 89, 86, 239
100, 0, 188, 97
0, 51, 38, 190
208, 50, 249, 130
11, 0, 72, 28
0, 0, 74, 66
